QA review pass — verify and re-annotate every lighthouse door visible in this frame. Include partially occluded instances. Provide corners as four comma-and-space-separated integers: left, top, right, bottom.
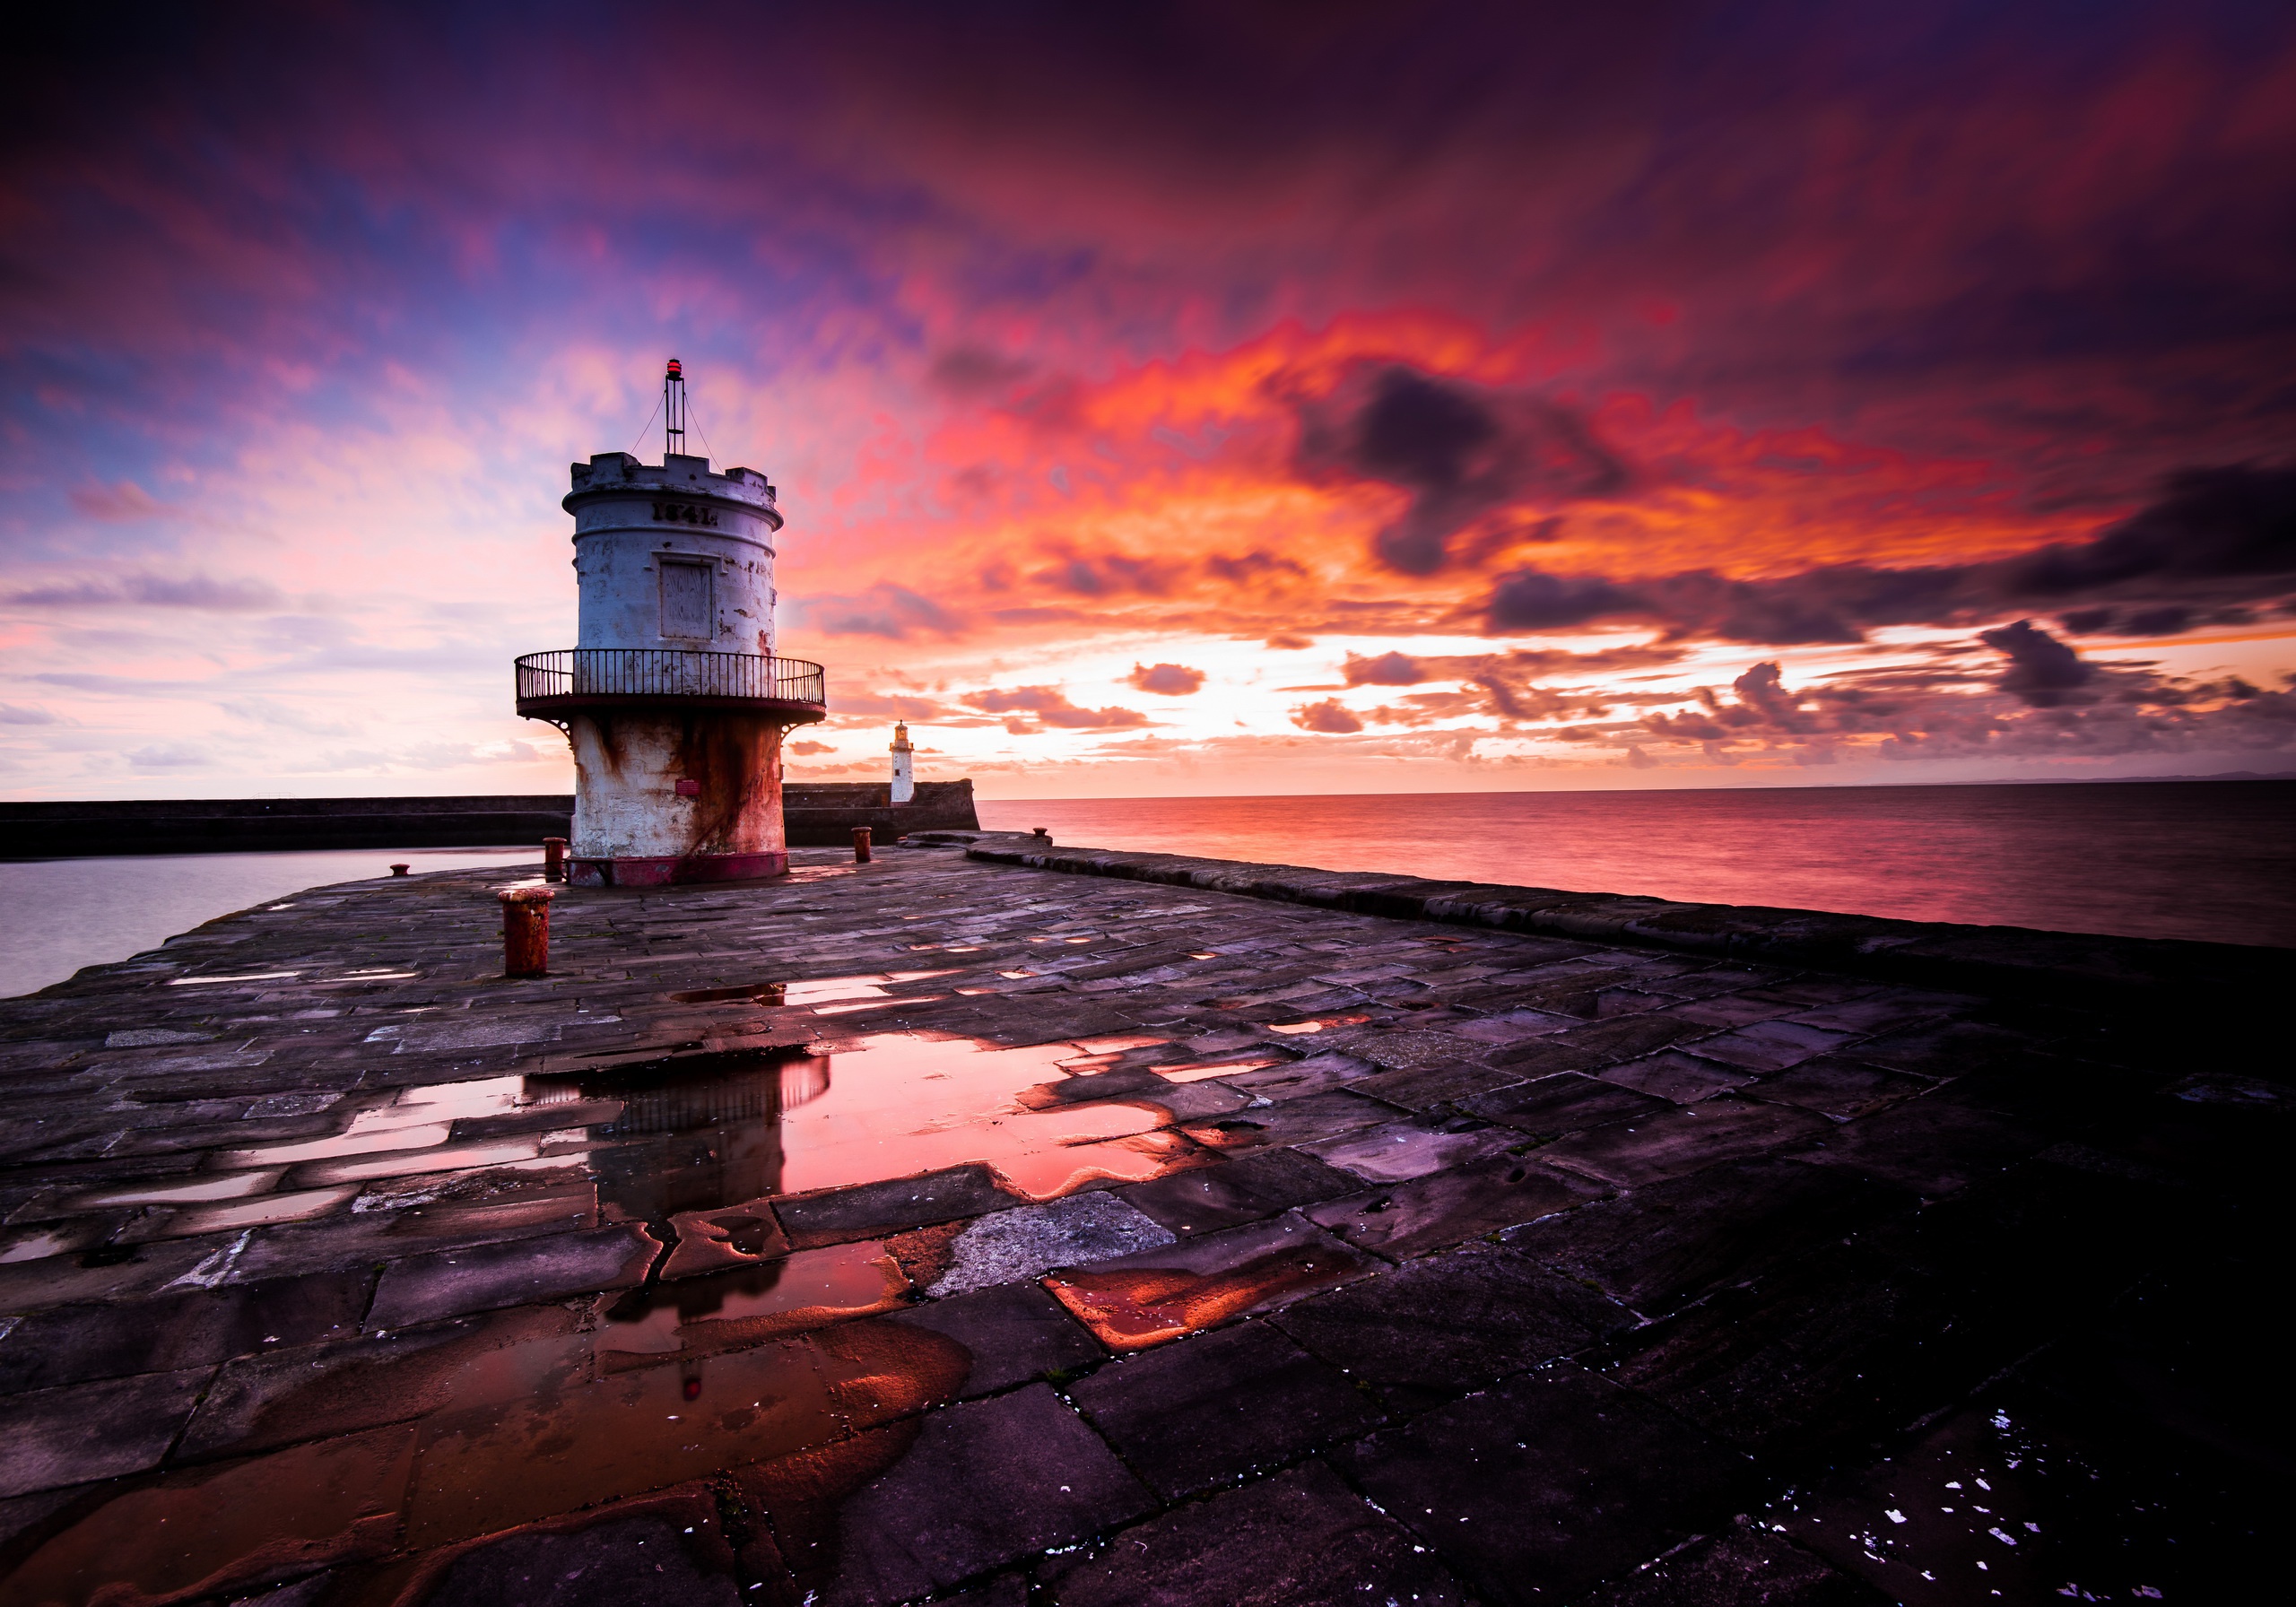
660, 560, 715, 641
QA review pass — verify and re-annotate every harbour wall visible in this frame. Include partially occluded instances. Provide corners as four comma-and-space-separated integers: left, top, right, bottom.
0, 779, 979, 858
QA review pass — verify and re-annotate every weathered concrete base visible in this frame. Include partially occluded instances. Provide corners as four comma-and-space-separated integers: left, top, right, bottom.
568, 850, 788, 886
568, 709, 787, 866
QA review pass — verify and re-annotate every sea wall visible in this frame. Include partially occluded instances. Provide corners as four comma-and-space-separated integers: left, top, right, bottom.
965, 839, 2283, 1014
782, 779, 979, 846
0, 778, 979, 858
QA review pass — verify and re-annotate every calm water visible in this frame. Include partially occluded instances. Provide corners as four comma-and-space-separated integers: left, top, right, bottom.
0, 846, 540, 998
979, 781, 2296, 950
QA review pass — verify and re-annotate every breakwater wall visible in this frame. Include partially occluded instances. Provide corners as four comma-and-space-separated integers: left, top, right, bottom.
965, 839, 2284, 1015
0, 779, 978, 858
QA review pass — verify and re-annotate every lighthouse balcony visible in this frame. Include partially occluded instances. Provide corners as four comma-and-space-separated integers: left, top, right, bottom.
514, 648, 827, 723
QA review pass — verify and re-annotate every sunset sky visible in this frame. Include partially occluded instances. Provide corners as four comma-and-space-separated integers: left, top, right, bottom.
4, 1, 2293, 800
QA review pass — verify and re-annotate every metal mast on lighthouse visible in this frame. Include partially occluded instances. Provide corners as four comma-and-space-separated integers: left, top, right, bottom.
664, 358, 688, 458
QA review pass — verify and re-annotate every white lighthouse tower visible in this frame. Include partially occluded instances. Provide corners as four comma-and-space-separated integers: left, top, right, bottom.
889, 721, 915, 804
516, 360, 827, 885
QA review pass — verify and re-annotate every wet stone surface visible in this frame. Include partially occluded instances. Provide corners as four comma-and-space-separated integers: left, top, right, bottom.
0, 842, 2276, 1603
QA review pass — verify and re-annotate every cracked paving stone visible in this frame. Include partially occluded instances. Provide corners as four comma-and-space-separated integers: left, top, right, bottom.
1039, 1461, 1468, 1607
886, 1280, 1106, 1398
1305, 1151, 1608, 1260
1330, 1364, 1751, 1607
1458, 1072, 1670, 1139
365, 1224, 660, 1330
1178, 1089, 1397, 1152
740, 1382, 1152, 1607
1535, 1096, 1832, 1188
1221, 1051, 1377, 1101
1118, 1147, 1361, 1236
0, 1365, 216, 1498
1742, 1055, 1934, 1120
0, 1268, 373, 1393
1273, 1241, 1630, 1394
1680, 1020, 1855, 1073
1605, 1246, 1969, 1456
774, 1164, 1029, 1248
1068, 1320, 1385, 1499
1298, 1114, 1515, 1184
1043, 1212, 1378, 1351
1787, 1097, 2051, 1198
1597, 1048, 1756, 1104
1498, 1159, 1915, 1319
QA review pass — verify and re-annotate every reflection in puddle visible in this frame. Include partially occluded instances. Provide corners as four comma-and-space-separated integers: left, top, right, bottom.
134, 1000, 1220, 1244
598, 1241, 909, 1363
766, 1034, 1190, 1200
526, 1048, 831, 1220
402, 1318, 970, 1550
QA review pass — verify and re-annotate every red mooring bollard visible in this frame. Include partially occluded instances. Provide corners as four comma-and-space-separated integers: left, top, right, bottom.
500, 887, 554, 977
389, 863, 411, 877
852, 826, 873, 864
543, 837, 568, 882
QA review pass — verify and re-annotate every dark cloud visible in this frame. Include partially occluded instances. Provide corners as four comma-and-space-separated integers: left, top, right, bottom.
2006, 464, 2296, 595
1292, 362, 1631, 577
1031, 551, 1181, 597
1264, 633, 1315, 649
1485, 570, 1635, 632
1979, 619, 2092, 707
1482, 463, 2296, 645
787, 740, 836, 754
1290, 698, 1363, 734
1204, 550, 1309, 586
965, 685, 1150, 729
1126, 662, 1205, 695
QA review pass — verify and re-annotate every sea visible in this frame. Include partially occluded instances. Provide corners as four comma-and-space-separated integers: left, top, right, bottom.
2, 781, 2288, 997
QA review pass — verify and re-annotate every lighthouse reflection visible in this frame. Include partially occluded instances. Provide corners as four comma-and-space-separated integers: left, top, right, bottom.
524, 1044, 831, 1222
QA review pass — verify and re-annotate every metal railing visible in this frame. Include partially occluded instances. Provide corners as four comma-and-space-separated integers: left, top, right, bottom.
515, 648, 826, 708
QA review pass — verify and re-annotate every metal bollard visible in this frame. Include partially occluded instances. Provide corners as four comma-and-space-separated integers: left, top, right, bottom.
852, 826, 873, 863
389, 863, 411, 877
543, 837, 568, 882
500, 887, 554, 978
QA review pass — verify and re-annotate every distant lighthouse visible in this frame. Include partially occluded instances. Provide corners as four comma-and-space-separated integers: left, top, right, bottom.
515, 360, 828, 885
889, 721, 915, 804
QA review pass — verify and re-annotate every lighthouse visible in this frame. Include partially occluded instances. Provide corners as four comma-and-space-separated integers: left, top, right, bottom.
515, 360, 827, 885
889, 721, 915, 804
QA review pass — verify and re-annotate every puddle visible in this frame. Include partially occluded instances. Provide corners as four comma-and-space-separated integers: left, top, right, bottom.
8, 1315, 974, 1597
596, 1241, 909, 1364
126, 1003, 1224, 1240
402, 1318, 970, 1550
2, 1426, 418, 1604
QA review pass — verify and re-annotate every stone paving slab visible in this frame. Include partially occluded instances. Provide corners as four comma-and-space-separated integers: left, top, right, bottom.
0, 840, 2279, 1602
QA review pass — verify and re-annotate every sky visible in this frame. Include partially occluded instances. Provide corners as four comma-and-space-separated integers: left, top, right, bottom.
4, 0, 2293, 802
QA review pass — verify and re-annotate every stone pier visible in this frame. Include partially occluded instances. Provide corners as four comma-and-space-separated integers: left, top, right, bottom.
0, 841, 2281, 1604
